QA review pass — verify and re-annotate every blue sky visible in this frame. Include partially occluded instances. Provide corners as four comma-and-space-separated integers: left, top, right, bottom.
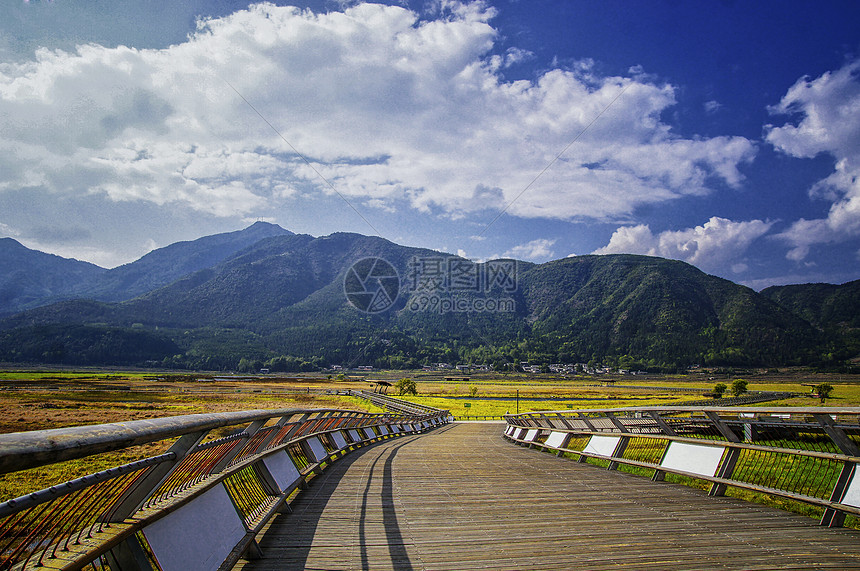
1, 0, 859, 289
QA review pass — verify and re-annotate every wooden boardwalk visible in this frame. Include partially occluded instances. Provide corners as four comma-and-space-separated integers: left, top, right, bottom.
235, 422, 860, 570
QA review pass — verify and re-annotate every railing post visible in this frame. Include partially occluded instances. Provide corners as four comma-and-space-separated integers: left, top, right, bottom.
577, 413, 598, 432
702, 412, 741, 496
282, 413, 312, 440
647, 411, 676, 436
608, 436, 629, 471
821, 461, 856, 527
554, 413, 574, 430
605, 412, 630, 434
813, 414, 860, 456
812, 413, 860, 527
103, 533, 154, 571
208, 419, 268, 474
605, 413, 631, 471
704, 411, 741, 443
556, 433, 573, 457
106, 430, 209, 522
708, 447, 740, 497
254, 414, 300, 451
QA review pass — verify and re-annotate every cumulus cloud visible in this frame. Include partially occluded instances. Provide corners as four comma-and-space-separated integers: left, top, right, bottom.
0, 2, 755, 224
504, 238, 556, 261
593, 217, 773, 274
766, 59, 860, 260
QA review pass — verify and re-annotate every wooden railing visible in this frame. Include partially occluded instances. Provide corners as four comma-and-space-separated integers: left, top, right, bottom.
0, 407, 449, 570
504, 406, 860, 527
351, 390, 451, 418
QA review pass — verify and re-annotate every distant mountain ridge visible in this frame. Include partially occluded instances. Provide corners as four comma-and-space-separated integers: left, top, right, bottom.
0, 237, 105, 316
0, 222, 292, 315
0, 225, 857, 370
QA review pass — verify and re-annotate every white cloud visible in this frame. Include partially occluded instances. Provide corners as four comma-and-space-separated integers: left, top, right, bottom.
0, 1, 755, 225
704, 100, 723, 114
593, 217, 773, 274
0, 222, 20, 237
766, 59, 860, 260
503, 238, 556, 261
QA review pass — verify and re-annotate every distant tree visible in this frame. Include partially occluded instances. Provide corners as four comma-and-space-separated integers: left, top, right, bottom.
395, 377, 417, 396
237, 358, 254, 373
730, 379, 748, 397
468, 385, 478, 397
814, 383, 834, 403
713, 383, 727, 398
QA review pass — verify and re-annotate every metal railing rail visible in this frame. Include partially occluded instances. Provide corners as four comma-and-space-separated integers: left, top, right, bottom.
351, 390, 449, 417
0, 406, 449, 570
504, 406, 860, 528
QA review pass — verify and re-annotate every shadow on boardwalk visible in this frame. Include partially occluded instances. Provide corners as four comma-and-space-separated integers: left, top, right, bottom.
236, 423, 860, 571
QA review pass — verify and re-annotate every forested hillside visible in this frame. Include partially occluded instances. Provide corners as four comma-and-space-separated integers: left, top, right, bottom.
3, 227, 850, 371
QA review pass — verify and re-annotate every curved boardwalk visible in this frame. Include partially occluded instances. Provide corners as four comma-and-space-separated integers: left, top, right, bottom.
236, 423, 860, 570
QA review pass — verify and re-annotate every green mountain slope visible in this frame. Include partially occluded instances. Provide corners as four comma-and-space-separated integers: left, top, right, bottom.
0, 238, 106, 316
763, 280, 860, 362
0, 231, 828, 369
522, 255, 816, 367
70, 221, 293, 302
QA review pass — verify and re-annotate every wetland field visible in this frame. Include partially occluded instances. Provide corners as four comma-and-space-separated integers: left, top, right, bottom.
1, 367, 858, 501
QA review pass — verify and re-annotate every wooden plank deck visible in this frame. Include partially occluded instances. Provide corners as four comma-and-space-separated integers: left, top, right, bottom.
235, 422, 860, 570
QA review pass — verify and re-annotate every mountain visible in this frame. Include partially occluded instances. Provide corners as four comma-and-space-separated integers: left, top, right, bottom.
0, 238, 106, 316
69, 221, 293, 302
521, 255, 816, 367
762, 280, 860, 362
0, 222, 292, 315
0, 231, 831, 370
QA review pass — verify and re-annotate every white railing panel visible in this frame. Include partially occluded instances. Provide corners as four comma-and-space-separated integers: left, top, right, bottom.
262, 451, 301, 493
332, 431, 348, 450
143, 483, 246, 571
582, 435, 621, 457
306, 437, 328, 463
660, 442, 726, 478
840, 472, 860, 509
544, 431, 567, 448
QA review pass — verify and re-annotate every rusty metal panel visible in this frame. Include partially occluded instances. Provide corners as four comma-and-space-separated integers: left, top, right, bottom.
143, 483, 245, 571
661, 441, 725, 477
